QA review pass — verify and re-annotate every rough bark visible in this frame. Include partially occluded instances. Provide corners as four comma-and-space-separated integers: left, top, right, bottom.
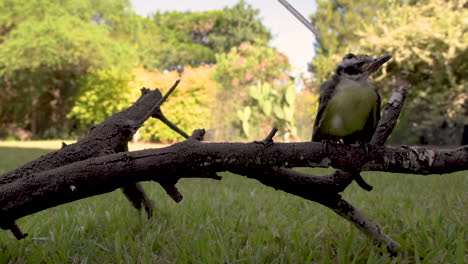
0, 82, 183, 238
1, 137, 465, 222
0, 79, 466, 256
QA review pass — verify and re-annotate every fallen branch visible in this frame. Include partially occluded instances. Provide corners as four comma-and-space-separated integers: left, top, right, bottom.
0, 80, 181, 237
0, 135, 465, 222
0, 82, 466, 257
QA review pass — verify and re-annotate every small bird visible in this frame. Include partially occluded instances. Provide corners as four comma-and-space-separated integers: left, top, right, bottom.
312, 53, 392, 144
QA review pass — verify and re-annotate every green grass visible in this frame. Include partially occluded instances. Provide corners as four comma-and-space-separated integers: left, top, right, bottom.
0, 142, 466, 263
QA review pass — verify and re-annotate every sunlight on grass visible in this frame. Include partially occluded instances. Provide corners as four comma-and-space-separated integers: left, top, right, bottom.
0, 141, 466, 263
0, 140, 166, 151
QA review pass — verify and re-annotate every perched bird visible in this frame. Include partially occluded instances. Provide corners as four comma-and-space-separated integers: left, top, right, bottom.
312, 53, 392, 144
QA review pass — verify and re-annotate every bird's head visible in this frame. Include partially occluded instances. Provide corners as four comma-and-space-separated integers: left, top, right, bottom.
335, 53, 392, 81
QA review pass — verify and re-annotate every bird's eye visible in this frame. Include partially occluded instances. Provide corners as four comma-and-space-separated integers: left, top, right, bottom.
344, 53, 356, 60
344, 66, 360, 75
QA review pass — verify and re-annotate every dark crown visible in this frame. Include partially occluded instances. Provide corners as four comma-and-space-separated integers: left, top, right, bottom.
336, 53, 375, 76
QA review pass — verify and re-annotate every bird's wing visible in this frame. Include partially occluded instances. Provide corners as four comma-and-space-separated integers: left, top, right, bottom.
311, 77, 339, 141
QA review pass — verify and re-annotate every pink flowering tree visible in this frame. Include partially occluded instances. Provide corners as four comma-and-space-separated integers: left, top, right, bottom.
214, 42, 291, 90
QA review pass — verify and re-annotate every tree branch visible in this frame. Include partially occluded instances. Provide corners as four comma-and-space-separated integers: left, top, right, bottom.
0, 84, 464, 257
1, 138, 465, 223
0, 86, 169, 237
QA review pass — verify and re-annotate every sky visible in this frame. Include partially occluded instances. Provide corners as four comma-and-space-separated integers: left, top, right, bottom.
130, 0, 317, 75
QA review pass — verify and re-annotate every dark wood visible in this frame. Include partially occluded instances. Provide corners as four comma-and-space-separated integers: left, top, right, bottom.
0, 137, 465, 222
0, 82, 466, 255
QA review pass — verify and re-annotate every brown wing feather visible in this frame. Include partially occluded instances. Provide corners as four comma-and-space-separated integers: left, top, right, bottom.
311, 75, 340, 142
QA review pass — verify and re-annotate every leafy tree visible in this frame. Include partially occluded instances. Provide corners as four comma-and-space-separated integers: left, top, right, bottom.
357, 0, 467, 145
212, 43, 293, 141
132, 66, 218, 142
214, 43, 291, 91
309, 0, 399, 83
208, 0, 271, 53
147, 0, 271, 70
237, 82, 297, 141
294, 89, 319, 141
135, 17, 215, 71
0, 0, 137, 137
67, 69, 134, 126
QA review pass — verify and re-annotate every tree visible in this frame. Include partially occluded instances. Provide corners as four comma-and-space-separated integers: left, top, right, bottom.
237, 82, 297, 141
212, 43, 293, 141
309, 0, 399, 83
1, 81, 466, 257
357, 0, 467, 145
208, 0, 271, 53
135, 16, 216, 71
0, 0, 137, 138
67, 68, 134, 126
133, 66, 218, 142
147, 0, 271, 70
153, 0, 271, 54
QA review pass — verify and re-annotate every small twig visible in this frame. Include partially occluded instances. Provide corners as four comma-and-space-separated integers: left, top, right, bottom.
254, 128, 278, 148
139, 79, 181, 124
189, 129, 206, 141
371, 80, 411, 145
264, 128, 278, 142
1, 221, 28, 240
154, 79, 181, 110
326, 198, 400, 254
160, 184, 183, 203
353, 173, 373, 191
154, 110, 190, 139
9, 222, 28, 240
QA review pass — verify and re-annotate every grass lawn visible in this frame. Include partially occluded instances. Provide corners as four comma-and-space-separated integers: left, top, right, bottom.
0, 141, 466, 263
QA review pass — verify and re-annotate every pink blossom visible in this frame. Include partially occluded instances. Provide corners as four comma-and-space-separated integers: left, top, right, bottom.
231, 79, 239, 87
238, 43, 246, 51
237, 58, 245, 66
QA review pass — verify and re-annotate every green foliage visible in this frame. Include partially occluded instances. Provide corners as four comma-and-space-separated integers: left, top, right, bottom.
0, 15, 134, 74
214, 42, 291, 90
141, 1, 270, 71
136, 17, 216, 71
0, 0, 277, 140
0, 144, 466, 263
237, 82, 297, 141
309, 0, 466, 145
132, 66, 218, 143
208, 0, 271, 53
68, 69, 133, 125
0, 0, 137, 137
309, 0, 398, 83
152, 0, 271, 55
295, 89, 319, 141
357, 0, 467, 145
212, 43, 293, 141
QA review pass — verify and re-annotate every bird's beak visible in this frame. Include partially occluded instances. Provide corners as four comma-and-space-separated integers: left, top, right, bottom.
364, 55, 392, 73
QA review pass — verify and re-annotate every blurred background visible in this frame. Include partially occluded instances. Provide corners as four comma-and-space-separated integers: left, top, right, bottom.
0, 0, 466, 145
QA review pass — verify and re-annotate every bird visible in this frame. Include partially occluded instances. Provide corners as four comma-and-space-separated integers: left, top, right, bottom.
312, 53, 392, 144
